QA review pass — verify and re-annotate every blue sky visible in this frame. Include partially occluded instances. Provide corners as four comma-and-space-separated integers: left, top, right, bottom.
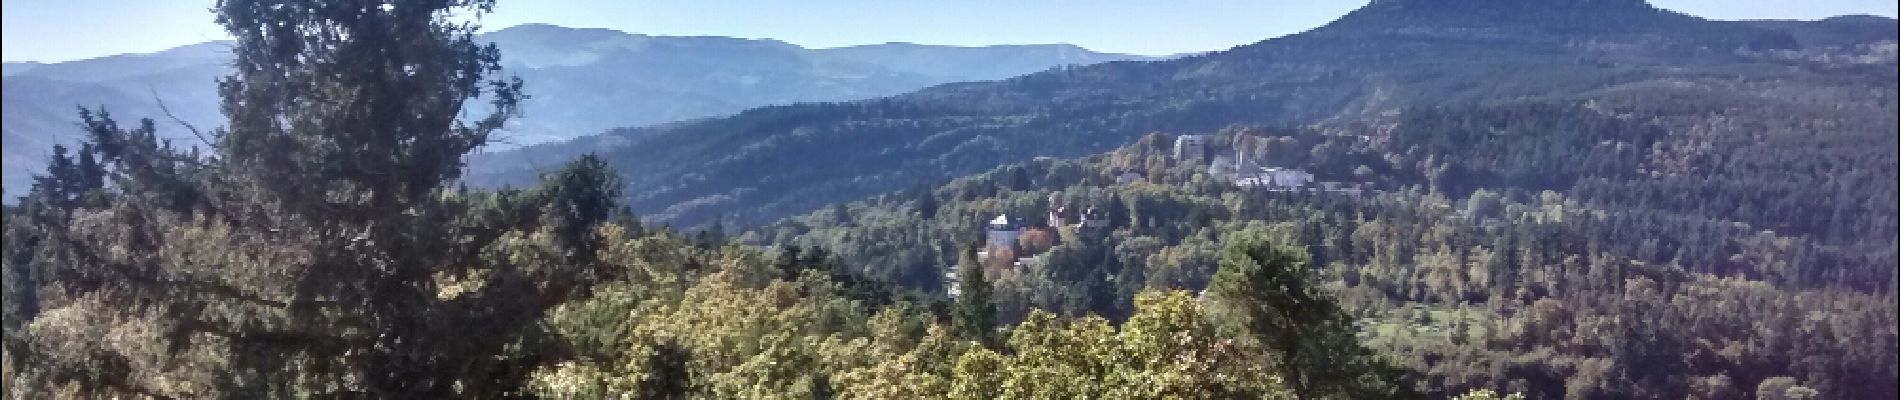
4, 0, 1896, 62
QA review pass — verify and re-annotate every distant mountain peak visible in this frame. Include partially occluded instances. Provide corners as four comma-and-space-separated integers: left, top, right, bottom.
491, 23, 620, 34
2, 62, 45, 77
6, 24, 1152, 195
1305, 0, 1797, 51
1818, 14, 1900, 24
486, 23, 641, 44
1363, 0, 1654, 9
1330, 0, 1671, 32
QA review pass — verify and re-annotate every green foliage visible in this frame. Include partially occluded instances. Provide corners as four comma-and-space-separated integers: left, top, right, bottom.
525, 228, 1298, 398
469, 1, 1895, 238
636, 342, 695, 399
961, 291, 1295, 399
4, 1, 1894, 397
0, 0, 609, 396
758, 126, 1899, 398
542, 154, 626, 264
1208, 232, 1416, 399
951, 247, 997, 346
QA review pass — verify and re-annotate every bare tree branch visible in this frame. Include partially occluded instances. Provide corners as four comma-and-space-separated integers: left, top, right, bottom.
147, 84, 218, 151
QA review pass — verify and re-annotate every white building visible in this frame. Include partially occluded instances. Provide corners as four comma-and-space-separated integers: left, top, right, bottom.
1264, 168, 1314, 189
1079, 206, 1109, 228
986, 214, 1022, 248
1230, 164, 1314, 191
946, 271, 962, 298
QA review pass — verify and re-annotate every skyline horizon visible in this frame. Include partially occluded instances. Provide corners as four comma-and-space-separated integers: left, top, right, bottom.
4, 0, 1896, 64
1, 21, 1211, 66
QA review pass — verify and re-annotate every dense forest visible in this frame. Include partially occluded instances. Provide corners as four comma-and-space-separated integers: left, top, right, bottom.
753, 126, 1897, 398
0, 0, 1501, 398
4, 0, 1895, 399
467, 0, 1897, 231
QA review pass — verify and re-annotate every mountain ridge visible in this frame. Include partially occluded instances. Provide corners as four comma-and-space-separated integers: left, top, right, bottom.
466, 0, 1896, 230
2, 25, 1152, 196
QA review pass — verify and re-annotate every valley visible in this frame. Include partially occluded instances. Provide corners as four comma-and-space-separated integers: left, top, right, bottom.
2, 0, 1893, 398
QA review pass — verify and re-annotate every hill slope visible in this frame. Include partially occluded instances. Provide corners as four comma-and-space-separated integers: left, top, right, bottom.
478, 23, 1156, 144
747, 129, 1898, 398
468, 0, 1898, 231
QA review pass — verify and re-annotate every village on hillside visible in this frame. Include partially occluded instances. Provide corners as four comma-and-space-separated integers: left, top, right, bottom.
949, 133, 1362, 297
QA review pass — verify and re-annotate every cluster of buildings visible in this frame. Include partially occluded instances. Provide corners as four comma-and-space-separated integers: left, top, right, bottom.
1213, 155, 1314, 190
949, 196, 1111, 297
950, 134, 1345, 296
975, 198, 1110, 262
1177, 135, 1315, 191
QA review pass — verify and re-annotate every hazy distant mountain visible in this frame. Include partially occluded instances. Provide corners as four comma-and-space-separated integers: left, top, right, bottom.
468, 0, 1896, 230
0, 42, 230, 196
1, 25, 1152, 196
1741, 14, 1900, 49
2, 62, 44, 77
811, 42, 1152, 82
478, 23, 1158, 145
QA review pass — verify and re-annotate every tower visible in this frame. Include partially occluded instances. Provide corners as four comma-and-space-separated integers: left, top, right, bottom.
1047, 192, 1067, 228
1174, 135, 1209, 163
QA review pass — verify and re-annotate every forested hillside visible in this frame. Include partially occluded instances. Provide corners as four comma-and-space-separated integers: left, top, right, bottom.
0, 1, 1448, 397
3, 0, 1894, 398
753, 129, 1897, 398
468, 0, 1897, 230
